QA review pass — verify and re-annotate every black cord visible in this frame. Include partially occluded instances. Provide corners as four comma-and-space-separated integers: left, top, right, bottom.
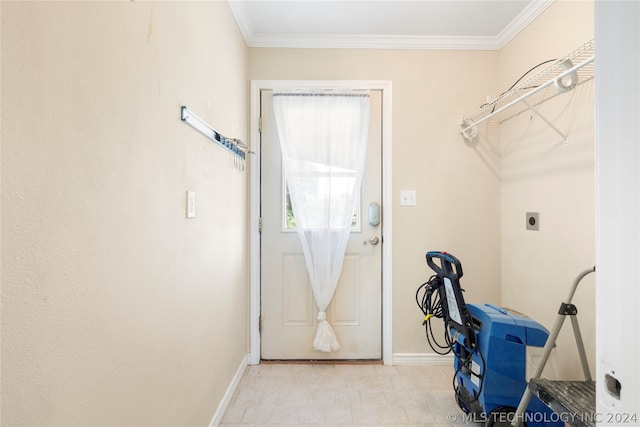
416, 277, 486, 412
451, 340, 486, 414
506, 59, 558, 92
480, 59, 558, 113
415, 275, 451, 355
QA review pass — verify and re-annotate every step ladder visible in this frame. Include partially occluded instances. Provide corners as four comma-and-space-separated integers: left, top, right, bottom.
512, 267, 596, 427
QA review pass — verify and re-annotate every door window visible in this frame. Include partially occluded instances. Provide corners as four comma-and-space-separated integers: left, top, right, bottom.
283, 179, 360, 231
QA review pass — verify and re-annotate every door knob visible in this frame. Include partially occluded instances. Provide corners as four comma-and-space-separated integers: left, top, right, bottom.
364, 236, 380, 245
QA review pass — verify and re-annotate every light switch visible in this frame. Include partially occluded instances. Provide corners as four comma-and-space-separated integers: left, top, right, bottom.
400, 190, 417, 206
186, 191, 196, 218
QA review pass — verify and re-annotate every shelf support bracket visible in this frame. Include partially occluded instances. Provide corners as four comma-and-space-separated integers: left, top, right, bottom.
514, 91, 568, 142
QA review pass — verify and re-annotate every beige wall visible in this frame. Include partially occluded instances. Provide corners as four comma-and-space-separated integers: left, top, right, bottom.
499, 1, 595, 379
1, 2, 248, 426
248, 1, 596, 371
249, 49, 502, 355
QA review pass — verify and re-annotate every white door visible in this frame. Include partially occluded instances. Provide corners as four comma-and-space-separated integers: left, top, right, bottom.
260, 89, 383, 360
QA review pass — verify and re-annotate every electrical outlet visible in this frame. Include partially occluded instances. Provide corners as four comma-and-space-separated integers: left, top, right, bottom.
526, 212, 539, 231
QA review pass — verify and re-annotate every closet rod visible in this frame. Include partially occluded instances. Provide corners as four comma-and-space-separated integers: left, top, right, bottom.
181, 106, 247, 160
460, 55, 594, 135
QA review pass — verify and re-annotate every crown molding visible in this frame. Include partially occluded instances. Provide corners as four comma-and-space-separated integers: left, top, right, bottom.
496, 0, 555, 49
247, 33, 504, 51
227, 0, 253, 44
229, 0, 555, 51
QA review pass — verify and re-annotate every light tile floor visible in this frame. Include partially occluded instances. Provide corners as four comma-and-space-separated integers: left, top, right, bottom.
220, 363, 483, 427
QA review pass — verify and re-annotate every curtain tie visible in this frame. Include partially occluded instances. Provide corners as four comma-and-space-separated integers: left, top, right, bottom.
317, 311, 327, 321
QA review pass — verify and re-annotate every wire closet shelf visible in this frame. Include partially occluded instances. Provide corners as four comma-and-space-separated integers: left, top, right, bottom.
459, 39, 594, 141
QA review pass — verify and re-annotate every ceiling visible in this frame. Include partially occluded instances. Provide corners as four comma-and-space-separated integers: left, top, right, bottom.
228, 0, 554, 50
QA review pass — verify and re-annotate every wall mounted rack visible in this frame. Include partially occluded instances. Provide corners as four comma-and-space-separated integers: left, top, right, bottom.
181, 106, 249, 162
459, 39, 595, 142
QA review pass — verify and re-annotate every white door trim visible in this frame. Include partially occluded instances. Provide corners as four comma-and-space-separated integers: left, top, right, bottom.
249, 80, 393, 365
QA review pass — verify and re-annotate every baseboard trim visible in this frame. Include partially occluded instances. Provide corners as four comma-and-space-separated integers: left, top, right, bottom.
392, 352, 454, 365
208, 354, 249, 427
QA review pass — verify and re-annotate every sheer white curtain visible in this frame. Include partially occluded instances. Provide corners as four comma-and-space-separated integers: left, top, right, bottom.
272, 90, 370, 352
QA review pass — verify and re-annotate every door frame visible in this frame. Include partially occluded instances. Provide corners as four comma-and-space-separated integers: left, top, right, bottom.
249, 80, 393, 365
